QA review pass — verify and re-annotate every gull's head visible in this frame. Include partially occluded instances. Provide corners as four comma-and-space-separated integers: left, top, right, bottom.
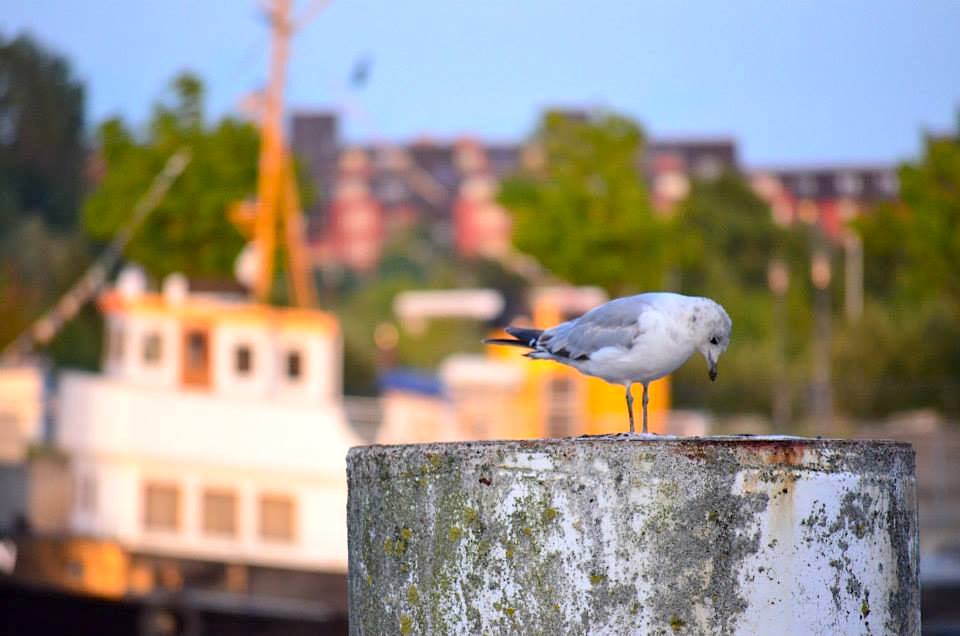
689, 298, 732, 382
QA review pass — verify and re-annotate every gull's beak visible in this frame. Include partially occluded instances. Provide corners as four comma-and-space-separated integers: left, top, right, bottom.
708, 356, 718, 382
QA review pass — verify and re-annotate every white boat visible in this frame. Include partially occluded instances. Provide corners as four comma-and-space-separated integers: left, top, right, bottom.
56, 267, 361, 575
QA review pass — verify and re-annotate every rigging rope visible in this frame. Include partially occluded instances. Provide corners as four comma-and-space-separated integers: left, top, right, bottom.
0, 148, 192, 363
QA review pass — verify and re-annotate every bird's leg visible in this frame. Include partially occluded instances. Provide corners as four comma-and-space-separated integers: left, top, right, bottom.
625, 383, 635, 434
641, 381, 650, 434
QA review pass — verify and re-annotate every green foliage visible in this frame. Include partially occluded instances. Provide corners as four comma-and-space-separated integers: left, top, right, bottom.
677, 172, 799, 292
0, 217, 101, 368
667, 172, 811, 416
0, 34, 85, 231
853, 122, 960, 310
0, 34, 97, 367
842, 119, 960, 417
833, 300, 960, 417
499, 112, 680, 296
333, 226, 529, 395
45, 304, 103, 371
896, 123, 960, 309
852, 201, 912, 300
337, 275, 418, 395
0, 218, 87, 335
83, 72, 257, 279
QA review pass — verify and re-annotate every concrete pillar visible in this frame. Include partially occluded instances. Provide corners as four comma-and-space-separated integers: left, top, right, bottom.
347, 437, 919, 635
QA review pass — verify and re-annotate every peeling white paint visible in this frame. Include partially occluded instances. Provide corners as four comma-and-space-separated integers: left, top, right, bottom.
500, 451, 555, 472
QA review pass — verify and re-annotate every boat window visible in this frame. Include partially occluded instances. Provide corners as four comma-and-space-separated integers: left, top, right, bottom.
143, 331, 163, 365
143, 482, 180, 532
181, 327, 211, 388
202, 489, 238, 537
285, 350, 303, 381
235, 345, 253, 375
187, 331, 207, 367
258, 493, 296, 543
186, 331, 208, 370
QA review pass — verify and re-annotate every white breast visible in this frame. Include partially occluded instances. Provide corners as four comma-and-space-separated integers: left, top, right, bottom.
574, 312, 696, 384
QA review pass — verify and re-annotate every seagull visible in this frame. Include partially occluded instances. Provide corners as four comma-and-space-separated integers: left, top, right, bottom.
484, 292, 732, 434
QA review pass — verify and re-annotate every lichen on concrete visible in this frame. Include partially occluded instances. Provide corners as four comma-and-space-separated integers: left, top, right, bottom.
347, 437, 919, 635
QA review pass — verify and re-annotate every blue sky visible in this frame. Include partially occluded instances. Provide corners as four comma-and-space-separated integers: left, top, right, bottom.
4, 0, 959, 166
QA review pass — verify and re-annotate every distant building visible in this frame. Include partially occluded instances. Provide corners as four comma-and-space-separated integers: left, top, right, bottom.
452, 139, 516, 259
290, 111, 340, 233
291, 110, 899, 269
323, 148, 384, 272
749, 165, 898, 240
292, 112, 523, 271
646, 137, 740, 211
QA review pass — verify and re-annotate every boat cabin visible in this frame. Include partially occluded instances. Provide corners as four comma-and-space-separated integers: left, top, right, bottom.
55, 267, 359, 574
100, 268, 339, 403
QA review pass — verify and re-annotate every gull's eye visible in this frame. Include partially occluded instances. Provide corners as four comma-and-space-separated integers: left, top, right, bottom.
709, 336, 719, 346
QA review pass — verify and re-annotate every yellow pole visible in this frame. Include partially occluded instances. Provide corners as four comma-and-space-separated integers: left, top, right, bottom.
281, 152, 318, 307
253, 0, 291, 303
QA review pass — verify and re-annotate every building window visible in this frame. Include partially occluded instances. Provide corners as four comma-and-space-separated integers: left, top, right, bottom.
655, 172, 690, 202
143, 483, 180, 532
285, 350, 303, 381
836, 172, 862, 197
235, 345, 253, 375
794, 174, 817, 198
202, 489, 237, 537
694, 155, 723, 181
143, 331, 163, 365
879, 171, 898, 196
376, 178, 406, 203
258, 494, 296, 542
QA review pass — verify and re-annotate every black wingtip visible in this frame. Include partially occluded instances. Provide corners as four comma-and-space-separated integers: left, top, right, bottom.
504, 326, 544, 347
483, 337, 531, 348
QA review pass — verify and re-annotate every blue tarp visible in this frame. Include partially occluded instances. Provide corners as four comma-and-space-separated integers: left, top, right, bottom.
378, 369, 445, 397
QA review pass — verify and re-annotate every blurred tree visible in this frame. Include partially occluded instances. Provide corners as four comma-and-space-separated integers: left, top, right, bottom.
668, 171, 815, 417
83, 72, 258, 279
839, 120, 960, 418
0, 217, 99, 363
333, 223, 530, 394
832, 300, 960, 417
0, 35, 99, 367
336, 275, 416, 395
896, 123, 960, 310
499, 111, 680, 296
336, 273, 487, 394
852, 201, 912, 301
0, 34, 85, 232
677, 172, 796, 292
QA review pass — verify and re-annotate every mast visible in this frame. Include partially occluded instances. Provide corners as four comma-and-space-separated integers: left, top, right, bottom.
236, 0, 317, 307
252, 0, 290, 303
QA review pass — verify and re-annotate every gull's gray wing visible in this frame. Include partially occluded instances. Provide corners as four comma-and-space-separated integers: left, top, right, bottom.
539, 295, 655, 360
